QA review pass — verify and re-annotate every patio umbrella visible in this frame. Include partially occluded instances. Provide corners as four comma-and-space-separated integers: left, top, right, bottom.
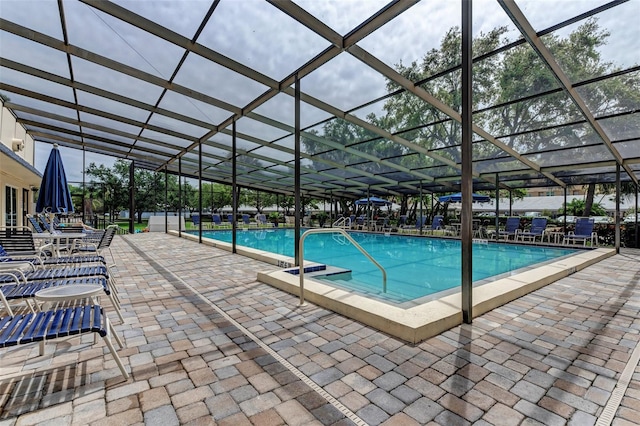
354, 196, 392, 207
438, 192, 490, 203
35, 144, 74, 214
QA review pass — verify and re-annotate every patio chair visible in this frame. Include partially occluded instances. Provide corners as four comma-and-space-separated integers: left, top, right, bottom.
26, 214, 46, 233
518, 217, 548, 242
376, 217, 390, 232
424, 215, 445, 235
1, 244, 107, 270
211, 214, 226, 228
69, 225, 118, 265
405, 216, 428, 234
0, 304, 128, 379
563, 217, 597, 246
256, 214, 274, 228
227, 214, 234, 226
397, 215, 409, 232
0, 227, 54, 258
0, 274, 117, 315
190, 214, 210, 230
0, 262, 122, 320
498, 217, 521, 240
241, 214, 256, 228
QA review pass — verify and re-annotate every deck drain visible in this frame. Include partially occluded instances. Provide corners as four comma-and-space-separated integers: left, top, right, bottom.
123, 237, 368, 426
596, 335, 640, 426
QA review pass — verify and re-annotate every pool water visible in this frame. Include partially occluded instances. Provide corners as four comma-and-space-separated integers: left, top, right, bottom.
197, 229, 577, 303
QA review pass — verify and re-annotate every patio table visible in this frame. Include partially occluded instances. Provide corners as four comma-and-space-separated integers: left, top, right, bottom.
35, 283, 123, 353
32, 232, 86, 257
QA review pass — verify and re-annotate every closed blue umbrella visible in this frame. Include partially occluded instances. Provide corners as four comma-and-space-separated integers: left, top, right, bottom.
35, 144, 74, 213
438, 192, 490, 203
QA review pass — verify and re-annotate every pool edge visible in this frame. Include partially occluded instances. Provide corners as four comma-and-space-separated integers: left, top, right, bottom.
257, 247, 615, 344
176, 231, 616, 344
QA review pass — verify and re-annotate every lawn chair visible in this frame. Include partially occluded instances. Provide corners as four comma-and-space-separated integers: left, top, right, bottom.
518, 217, 547, 242
498, 217, 520, 240
563, 217, 597, 246
256, 214, 273, 228
191, 214, 210, 230
0, 260, 121, 321
397, 215, 408, 233
241, 214, 256, 228
424, 215, 445, 235
211, 214, 226, 228
69, 225, 119, 267
0, 304, 128, 379
1, 244, 106, 269
405, 216, 427, 234
0, 227, 54, 258
26, 214, 46, 233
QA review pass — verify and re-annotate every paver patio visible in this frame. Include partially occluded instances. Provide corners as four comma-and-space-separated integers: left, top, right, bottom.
1, 232, 639, 425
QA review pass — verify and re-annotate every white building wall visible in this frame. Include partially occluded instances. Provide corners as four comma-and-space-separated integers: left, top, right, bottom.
0, 102, 40, 227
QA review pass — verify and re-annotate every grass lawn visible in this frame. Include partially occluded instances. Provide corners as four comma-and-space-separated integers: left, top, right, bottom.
115, 220, 148, 233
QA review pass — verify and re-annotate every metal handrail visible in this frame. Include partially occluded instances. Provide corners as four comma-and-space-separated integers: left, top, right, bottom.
331, 217, 351, 228
298, 228, 387, 306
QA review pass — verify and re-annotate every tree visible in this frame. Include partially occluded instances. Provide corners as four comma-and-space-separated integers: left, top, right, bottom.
327, 19, 639, 205
562, 198, 606, 217
85, 160, 180, 223
84, 162, 129, 219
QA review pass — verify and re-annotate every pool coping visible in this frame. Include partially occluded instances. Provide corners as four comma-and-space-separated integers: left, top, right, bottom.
174, 230, 616, 344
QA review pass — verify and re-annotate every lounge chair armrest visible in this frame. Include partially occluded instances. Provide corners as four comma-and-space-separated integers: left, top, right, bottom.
0, 267, 27, 283
0, 261, 36, 273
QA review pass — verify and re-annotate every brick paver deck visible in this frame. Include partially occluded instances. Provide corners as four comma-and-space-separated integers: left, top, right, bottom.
1, 232, 639, 425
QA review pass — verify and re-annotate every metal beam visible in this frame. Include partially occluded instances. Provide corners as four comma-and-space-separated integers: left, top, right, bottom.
461, 0, 473, 324
499, 0, 637, 185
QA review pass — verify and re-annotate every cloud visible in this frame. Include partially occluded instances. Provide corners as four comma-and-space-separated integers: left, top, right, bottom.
35, 141, 117, 184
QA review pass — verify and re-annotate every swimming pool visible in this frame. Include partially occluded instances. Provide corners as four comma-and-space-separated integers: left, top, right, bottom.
196, 228, 578, 303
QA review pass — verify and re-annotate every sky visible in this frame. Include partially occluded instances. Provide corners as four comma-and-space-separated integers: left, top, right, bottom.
5, 0, 638, 182
34, 142, 116, 184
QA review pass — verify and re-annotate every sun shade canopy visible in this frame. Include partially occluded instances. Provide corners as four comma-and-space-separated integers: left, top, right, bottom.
438, 192, 491, 203
1, 0, 639, 200
354, 197, 392, 206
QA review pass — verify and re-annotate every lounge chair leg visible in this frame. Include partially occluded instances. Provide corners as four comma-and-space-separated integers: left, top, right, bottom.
103, 316, 129, 379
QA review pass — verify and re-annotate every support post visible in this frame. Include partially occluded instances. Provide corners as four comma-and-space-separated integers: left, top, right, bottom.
461, 0, 473, 324
129, 161, 135, 235
563, 186, 568, 233
615, 164, 620, 253
198, 142, 203, 243
164, 166, 168, 232
495, 173, 499, 241
178, 159, 182, 236
419, 181, 423, 235
294, 75, 301, 266
232, 121, 237, 254
82, 148, 86, 223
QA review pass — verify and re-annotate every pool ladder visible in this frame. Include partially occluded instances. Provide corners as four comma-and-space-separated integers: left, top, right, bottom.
331, 217, 351, 229
298, 228, 387, 306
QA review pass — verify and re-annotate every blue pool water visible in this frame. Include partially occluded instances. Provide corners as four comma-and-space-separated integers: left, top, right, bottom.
196, 229, 577, 303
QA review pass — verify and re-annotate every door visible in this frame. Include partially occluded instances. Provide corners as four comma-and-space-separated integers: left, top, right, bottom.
5, 185, 18, 227
22, 187, 29, 226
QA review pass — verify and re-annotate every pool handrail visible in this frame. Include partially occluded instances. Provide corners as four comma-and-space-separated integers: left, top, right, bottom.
298, 228, 387, 306
331, 216, 351, 229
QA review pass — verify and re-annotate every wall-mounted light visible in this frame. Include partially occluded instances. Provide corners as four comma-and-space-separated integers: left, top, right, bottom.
12, 138, 25, 152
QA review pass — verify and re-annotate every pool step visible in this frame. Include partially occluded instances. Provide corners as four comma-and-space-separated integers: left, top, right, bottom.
317, 276, 389, 297
284, 263, 327, 275
284, 265, 352, 278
